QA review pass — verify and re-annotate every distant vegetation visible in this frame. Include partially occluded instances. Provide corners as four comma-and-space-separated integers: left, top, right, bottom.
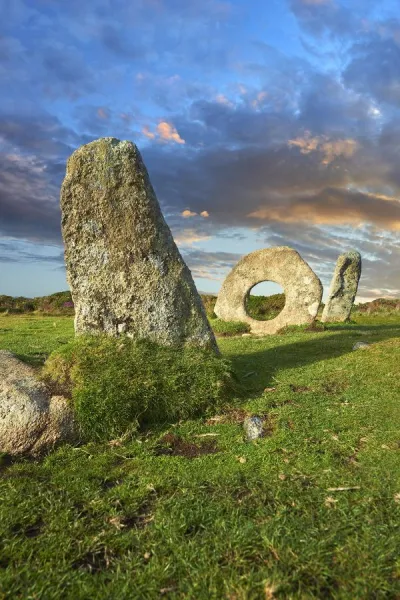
201, 293, 287, 321
1, 291, 399, 321
0, 291, 74, 315
353, 297, 400, 315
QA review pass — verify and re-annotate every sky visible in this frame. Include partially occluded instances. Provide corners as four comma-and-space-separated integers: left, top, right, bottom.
1, 0, 400, 301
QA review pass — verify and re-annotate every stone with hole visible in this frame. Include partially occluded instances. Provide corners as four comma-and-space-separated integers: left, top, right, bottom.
321, 250, 361, 323
61, 137, 217, 352
0, 351, 75, 456
214, 247, 322, 335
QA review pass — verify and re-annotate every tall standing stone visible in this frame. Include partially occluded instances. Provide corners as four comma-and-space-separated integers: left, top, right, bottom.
321, 250, 362, 323
60, 137, 217, 352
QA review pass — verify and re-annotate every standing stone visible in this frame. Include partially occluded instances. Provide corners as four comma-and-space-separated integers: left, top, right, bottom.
214, 247, 322, 335
321, 251, 361, 323
60, 137, 217, 352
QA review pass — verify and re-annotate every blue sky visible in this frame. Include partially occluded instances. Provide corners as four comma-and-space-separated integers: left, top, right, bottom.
1, 0, 400, 300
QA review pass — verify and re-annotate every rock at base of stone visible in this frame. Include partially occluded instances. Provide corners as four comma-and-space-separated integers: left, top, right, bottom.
60, 137, 217, 353
214, 247, 323, 335
0, 351, 75, 456
243, 416, 264, 440
321, 251, 361, 323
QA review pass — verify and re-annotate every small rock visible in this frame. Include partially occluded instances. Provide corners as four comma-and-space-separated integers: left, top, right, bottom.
242, 333, 252, 337
243, 416, 264, 440
117, 323, 128, 334
353, 341, 369, 350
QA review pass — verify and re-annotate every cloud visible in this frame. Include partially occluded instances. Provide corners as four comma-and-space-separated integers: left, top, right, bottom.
173, 230, 211, 246
0, 151, 62, 243
288, 0, 356, 37
180, 248, 242, 282
288, 132, 359, 164
2, 0, 400, 300
157, 122, 185, 144
182, 209, 198, 218
143, 122, 185, 144
301, 0, 331, 5
343, 37, 400, 105
96, 107, 109, 120
247, 188, 400, 230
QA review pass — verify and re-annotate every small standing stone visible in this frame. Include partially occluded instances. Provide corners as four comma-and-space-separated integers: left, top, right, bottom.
322, 251, 362, 323
60, 137, 217, 353
243, 416, 264, 440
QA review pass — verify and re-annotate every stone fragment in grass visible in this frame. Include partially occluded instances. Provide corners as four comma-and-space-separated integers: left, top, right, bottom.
243, 415, 264, 440
0, 351, 75, 455
353, 341, 370, 350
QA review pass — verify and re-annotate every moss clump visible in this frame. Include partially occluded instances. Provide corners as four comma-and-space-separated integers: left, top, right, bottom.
210, 319, 251, 337
41, 336, 235, 441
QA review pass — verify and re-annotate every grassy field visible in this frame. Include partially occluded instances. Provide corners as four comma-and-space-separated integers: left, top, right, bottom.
0, 313, 400, 599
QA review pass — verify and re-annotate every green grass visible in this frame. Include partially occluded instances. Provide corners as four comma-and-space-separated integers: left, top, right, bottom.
42, 335, 234, 441
209, 318, 251, 337
0, 313, 400, 599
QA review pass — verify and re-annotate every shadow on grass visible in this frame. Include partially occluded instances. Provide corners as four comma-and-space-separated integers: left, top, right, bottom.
228, 325, 400, 394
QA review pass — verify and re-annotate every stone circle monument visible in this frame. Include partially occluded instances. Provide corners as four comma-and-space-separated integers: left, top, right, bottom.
61, 137, 217, 352
321, 250, 361, 323
214, 246, 323, 335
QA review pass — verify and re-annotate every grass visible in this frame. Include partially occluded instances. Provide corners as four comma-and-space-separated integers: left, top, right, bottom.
209, 318, 251, 337
0, 313, 400, 599
42, 335, 234, 441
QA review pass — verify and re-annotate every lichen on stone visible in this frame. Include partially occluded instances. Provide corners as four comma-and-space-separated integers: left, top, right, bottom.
60, 137, 218, 353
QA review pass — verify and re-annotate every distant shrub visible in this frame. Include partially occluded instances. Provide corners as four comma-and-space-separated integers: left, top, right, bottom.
41, 336, 235, 441
210, 319, 250, 337
200, 294, 218, 319
246, 294, 286, 321
0, 291, 75, 315
34, 291, 74, 315
0, 295, 35, 313
353, 298, 400, 315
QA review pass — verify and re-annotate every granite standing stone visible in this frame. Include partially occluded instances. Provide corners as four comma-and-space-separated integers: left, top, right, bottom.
321, 251, 361, 323
214, 247, 323, 335
60, 137, 217, 352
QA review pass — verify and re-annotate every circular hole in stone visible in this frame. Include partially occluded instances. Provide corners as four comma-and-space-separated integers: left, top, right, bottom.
245, 282, 286, 321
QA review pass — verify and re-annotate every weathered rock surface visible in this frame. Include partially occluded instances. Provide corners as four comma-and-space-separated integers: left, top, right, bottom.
321, 251, 361, 323
243, 416, 264, 440
0, 351, 75, 456
353, 341, 369, 350
60, 137, 217, 352
214, 247, 323, 335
